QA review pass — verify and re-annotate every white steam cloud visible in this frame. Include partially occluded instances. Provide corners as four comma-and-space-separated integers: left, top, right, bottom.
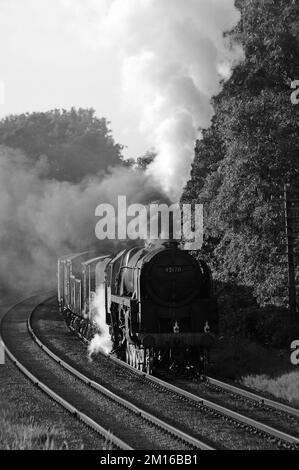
88, 285, 113, 357
1, 0, 243, 201
92, 0, 243, 200
0, 1, 244, 294
21, 0, 242, 200
0, 146, 166, 294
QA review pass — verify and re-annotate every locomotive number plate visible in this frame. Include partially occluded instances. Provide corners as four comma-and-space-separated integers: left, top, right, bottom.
165, 266, 183, 273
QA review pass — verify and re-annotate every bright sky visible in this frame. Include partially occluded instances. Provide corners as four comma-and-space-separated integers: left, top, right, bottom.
0, 0, 145, 158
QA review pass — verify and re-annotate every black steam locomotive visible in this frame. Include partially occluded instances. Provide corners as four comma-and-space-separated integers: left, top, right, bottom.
58, 242, 218, 375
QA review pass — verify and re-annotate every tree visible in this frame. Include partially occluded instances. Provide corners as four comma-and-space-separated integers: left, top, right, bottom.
0, 108, 125, 182
136, 151, 156, 171
182, 0, 299, 309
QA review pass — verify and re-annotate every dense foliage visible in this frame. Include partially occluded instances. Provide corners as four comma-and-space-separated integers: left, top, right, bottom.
0, 108, 124, 182
182, 0, 299, 343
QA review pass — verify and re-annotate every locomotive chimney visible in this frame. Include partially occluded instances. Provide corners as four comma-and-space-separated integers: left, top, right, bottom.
169, 212, 174, 240
163, 211, 180, 249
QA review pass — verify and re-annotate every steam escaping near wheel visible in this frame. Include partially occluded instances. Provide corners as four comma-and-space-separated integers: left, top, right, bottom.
88, 285, 112, 359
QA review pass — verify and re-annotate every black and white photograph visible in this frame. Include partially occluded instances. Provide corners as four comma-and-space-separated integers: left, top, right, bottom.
0, 0, 298, 457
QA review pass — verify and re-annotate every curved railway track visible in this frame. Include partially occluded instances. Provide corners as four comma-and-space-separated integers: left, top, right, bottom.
204, 377, 299, 419
34, 296, 299, 450
108, 353, 299, 450
0, 295, 213, 451
0, 295, 130, 450
2, 294, 298, 450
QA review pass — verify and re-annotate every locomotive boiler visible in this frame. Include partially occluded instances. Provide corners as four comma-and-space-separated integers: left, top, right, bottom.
58, 241, 218, 375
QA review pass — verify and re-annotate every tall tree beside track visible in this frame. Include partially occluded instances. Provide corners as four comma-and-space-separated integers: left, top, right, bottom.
0, 108, 124, 182
182, 0, 299, 311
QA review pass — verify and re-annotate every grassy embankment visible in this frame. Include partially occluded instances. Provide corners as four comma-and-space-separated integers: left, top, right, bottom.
209, 336, 299, 406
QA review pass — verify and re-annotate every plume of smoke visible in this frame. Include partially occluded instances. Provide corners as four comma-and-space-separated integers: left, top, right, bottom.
88, 285, 112, 358
0, 1, 243, 202
0, 0, 243, 202
0, 146, 166, 294
93, 0, 244, 200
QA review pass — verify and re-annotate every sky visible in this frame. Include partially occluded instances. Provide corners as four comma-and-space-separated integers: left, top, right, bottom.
0, 0, 242, 180
0, 0, 145, 158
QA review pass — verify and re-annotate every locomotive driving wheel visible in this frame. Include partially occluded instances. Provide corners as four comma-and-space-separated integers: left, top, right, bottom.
125, 342, 154, 374
132, 345, 137, 368
137, 348, 144, 371
126, 343, 132, 366
126, 343, 136, 368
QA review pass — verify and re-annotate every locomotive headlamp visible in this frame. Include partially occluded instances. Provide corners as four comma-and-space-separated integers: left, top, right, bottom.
173, 321, 180, 334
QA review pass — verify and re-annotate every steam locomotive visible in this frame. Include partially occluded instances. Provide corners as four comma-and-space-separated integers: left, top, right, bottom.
58, 241, 218, 375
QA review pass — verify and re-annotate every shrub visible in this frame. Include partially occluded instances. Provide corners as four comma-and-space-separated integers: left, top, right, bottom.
241, 371, 299, 405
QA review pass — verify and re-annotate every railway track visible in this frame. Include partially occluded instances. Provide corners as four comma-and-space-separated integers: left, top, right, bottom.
0, 295, 213, 451
204, 377, 299, 419
33, 296, 299, 450
109, 353, 299, 450
0, 295, 130, 450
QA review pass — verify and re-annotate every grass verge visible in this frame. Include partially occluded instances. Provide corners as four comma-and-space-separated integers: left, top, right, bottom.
241, 371, 299, 406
